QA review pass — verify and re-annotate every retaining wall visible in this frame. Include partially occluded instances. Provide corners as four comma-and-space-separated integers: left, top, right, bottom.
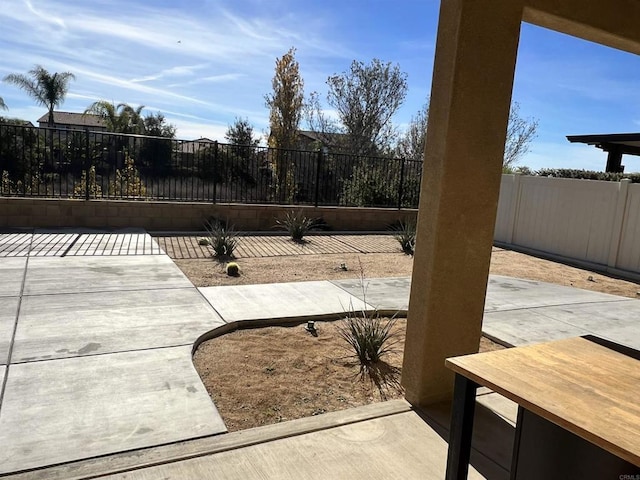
0, 197, 417, 232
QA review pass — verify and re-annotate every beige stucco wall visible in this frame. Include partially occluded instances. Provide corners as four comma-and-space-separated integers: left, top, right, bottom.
0, 197, 416, 232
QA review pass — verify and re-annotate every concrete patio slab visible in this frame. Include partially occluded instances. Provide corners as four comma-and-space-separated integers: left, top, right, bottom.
0, 233, 32, 257
331, 276, 411, 310
23, 255, 192, 295
0, 297, 19, 365
198, 281, 373, 322
12, 288, 226, 363
0, 257, 26, 297
98, 410, 488, 480
484, 299, 640, 349
484, 275, 624, 312
29, 232, 79, 256
65, 233, 164, 256
0, 346, 226, 474
483, 308, 592, 346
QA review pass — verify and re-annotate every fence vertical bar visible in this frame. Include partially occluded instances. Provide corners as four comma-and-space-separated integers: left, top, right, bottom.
212, 141, 218, 203
398, 157, 406, 209
314, 148, 322, 207
84, 128, 90, 200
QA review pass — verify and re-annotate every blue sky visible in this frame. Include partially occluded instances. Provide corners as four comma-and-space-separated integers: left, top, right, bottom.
1, 0, 640, 171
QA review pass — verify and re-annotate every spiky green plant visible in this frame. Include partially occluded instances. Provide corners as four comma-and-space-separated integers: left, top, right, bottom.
275, 210, 317, 242
392, 219, 416, 255
205, 219, 238, 258
337, 308, 399, 371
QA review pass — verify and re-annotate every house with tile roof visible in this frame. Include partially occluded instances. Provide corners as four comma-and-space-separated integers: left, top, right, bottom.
37, 111, 107, 131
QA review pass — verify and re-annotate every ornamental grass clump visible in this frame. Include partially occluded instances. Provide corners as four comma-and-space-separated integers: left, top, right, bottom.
392, 219, 416, 255
204, 219, 238, 258
275, 210, 317, 242
337, 308, 399, 375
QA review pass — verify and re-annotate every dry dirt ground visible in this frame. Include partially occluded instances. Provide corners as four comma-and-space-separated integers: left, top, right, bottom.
176, 238, 640, 432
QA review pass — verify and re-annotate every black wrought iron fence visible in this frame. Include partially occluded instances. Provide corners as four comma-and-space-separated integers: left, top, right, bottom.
0, 123, 422, 208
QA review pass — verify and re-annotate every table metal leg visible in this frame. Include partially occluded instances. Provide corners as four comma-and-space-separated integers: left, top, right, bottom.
445, 374, 478, 480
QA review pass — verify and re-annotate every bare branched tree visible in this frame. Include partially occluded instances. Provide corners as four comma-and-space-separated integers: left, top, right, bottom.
303, 91, 341, 147
503, 102, 538, 170
396, 101, 429, 161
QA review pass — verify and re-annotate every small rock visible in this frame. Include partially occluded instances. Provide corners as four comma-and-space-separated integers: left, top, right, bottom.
587, 275, 595, 282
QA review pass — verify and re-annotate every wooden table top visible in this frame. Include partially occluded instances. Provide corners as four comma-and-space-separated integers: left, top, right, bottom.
446, 337, 640, 466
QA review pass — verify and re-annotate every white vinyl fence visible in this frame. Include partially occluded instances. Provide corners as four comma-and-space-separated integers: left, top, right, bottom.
495, 175, 640, 275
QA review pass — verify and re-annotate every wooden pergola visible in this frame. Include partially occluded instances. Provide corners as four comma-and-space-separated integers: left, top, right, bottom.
567, 133, 640, 172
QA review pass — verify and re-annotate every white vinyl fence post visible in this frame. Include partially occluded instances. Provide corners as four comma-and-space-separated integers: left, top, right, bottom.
607, 178, 631, 269
504, 173, 522, 245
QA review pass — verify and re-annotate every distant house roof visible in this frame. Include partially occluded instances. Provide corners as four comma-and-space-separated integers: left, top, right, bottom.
298, 130, 348, 148
567, 132, 640, 172
180, 137, 216, 153
37, 111, 106, 129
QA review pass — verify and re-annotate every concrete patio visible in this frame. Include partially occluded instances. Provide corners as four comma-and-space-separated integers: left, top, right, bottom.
1, 229, 639, 478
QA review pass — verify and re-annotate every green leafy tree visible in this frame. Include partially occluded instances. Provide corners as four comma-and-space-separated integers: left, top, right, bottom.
0, 120, 44, 180
140, 112, 176, 176
142, 112, 176, 138
327, 59, 408, 156
265, 48, 304, 202
84, 101, 145, 134
3, 65, 75, 126
225, 117, 260, 148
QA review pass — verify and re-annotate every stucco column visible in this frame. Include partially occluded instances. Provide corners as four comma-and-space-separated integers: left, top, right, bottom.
402, 0, 524, 405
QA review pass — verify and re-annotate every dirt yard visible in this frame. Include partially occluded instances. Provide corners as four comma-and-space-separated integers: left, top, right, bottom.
177, 239, 640, 432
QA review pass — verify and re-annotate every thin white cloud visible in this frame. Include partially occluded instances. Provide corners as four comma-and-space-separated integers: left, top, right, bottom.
130, 65, 209, 83
169, 73, 246, 88
25, 0, 65, 29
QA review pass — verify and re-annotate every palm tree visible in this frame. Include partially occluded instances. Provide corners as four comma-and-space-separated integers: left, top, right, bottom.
3, 65, 75, 126
0, 96, 7, 110
84, 101, 145, 134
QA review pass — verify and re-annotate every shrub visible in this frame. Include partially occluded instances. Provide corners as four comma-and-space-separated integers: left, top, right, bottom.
337, 308, 399, 372
226, 262, 239, 276
275, 210, 317, 242
340, 158, 421, 208
205, 219, 238, 258
72, 166, 103, 199
392, 220, 416, 255
109, 152, 147, 198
